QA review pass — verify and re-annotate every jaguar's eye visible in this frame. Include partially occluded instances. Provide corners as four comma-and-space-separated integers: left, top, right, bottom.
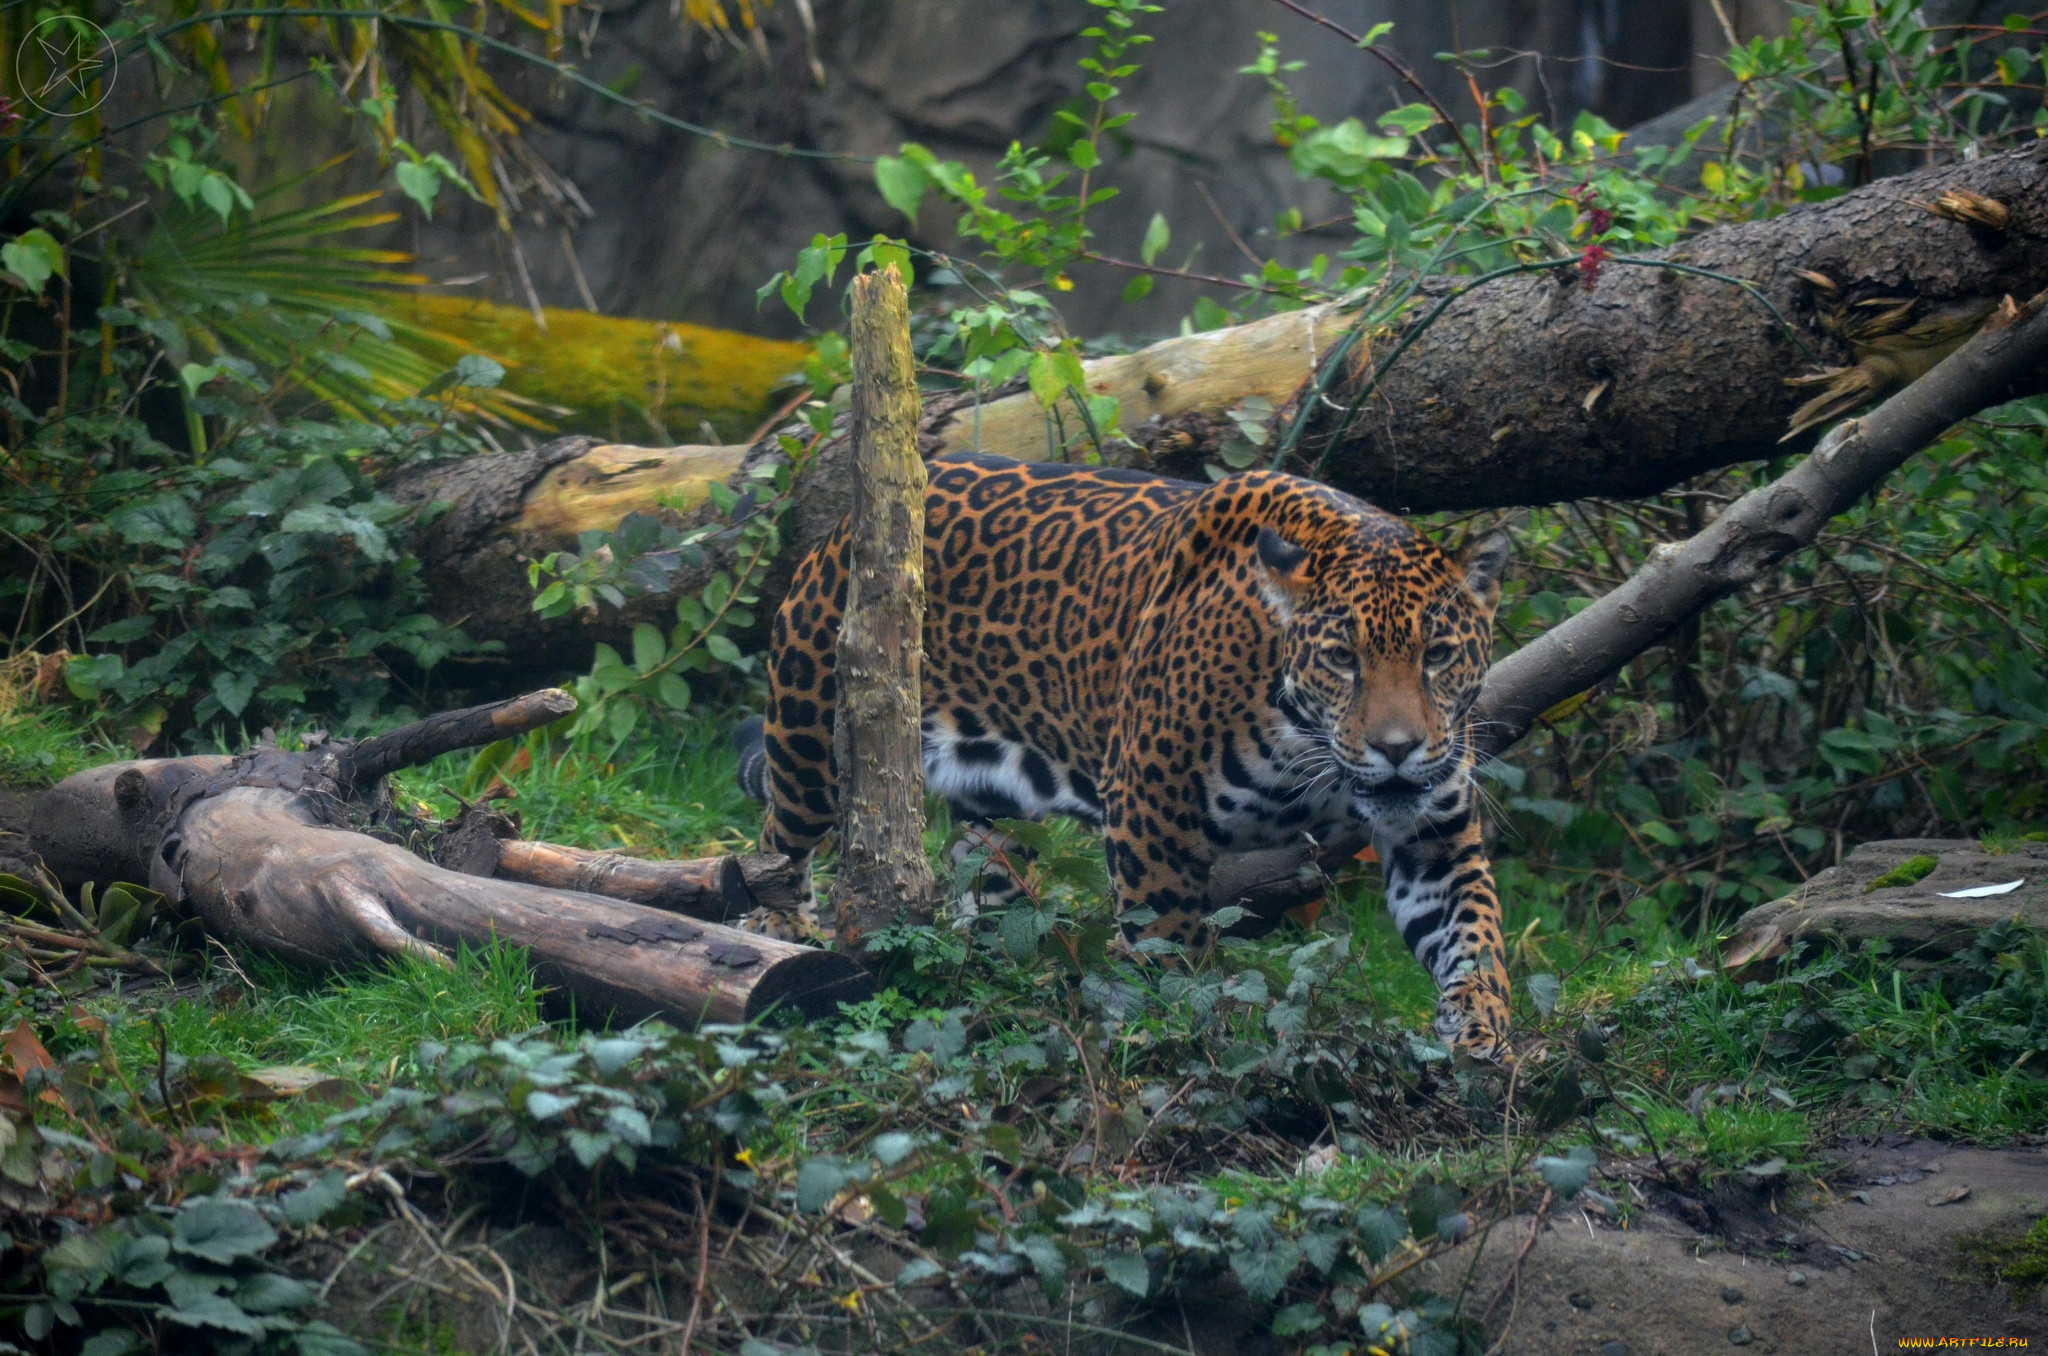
1423, 641, 1459, 671
1320, 646, 1358, 674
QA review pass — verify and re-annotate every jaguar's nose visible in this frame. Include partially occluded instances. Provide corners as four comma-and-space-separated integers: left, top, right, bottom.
1369, 737, 1421, 768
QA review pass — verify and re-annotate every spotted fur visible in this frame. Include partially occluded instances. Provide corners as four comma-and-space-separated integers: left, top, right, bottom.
746, 452, 1513, 1057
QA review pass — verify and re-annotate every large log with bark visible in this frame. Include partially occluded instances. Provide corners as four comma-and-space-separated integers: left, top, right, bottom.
385, 147, 2048, 666
29, 692, 870, 1025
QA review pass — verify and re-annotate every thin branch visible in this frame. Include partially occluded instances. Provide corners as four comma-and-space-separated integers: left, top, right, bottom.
1264, 0, 1487, 180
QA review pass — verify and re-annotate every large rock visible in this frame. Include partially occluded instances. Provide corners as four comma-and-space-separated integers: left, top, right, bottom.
1728, 838, 2047, 960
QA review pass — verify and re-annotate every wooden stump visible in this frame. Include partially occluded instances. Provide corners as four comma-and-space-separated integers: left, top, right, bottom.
828, 265, 937, 952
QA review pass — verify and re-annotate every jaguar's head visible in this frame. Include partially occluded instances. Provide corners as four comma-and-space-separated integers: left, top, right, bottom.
1257, 520, 1509, 819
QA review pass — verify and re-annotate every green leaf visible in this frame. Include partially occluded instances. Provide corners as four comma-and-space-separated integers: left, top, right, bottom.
999, 905, 1042, 962
163, 1293, 266, 1336
420, 354, 506, 397
1354, 1206, 1407, 1264
1101, 1248, 1150, 1298
3, 229, 64, 295
705, 633, 744, 665
1140, 212, 1170, 266
1535, 1145, 1598, 1200
237, 1271, 317, 1313
872, 1132, 917, 1167
796, 1157, 850, 1213
1526, 972, 1561, 1015
656, 672, 693, 712
1017, 1233, 1067, 1297
394, 159, 443, 218
109, 493, 196, 550
88, 616, 155, 644
1272, 1303, 1324, 1336
1228, 1236, 1301, 1303
294, 1321, 370, 1356
1067, 138, 1100, 170
213, 670, 258, 719
1405, 1181, 1462, 1241
1379, 103, 1439, 135
172, 1199, 278, 1263
874, 154, 930, 222
82, 1331, 141, 1356
525, 1090, 575, 1120
632, 623, 667, 675
1121, 274, 1153, 303
607, 699, 641, 744
281, 1172, 351, 1227
198, 173, 237, 223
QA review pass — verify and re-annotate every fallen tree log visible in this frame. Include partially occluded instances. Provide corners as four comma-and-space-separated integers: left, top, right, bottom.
386, 147, 2048, 665
29, 692, 870, 1025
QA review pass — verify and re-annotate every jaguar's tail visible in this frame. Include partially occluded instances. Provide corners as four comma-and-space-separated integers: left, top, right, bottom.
733, 715, 769, 803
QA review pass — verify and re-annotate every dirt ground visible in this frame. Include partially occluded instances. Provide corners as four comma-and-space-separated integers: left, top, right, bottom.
1424, 1138, 2048, 1356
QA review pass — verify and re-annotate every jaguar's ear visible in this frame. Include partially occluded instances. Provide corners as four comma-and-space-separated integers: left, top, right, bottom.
1459, 531, 1512, 606
1255, 527, 1312, 620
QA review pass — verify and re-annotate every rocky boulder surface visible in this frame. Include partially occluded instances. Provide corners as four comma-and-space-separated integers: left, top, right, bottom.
1727, 838, 2045, 962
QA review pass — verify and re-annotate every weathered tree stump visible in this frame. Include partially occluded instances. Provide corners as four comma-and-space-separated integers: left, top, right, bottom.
828, 265, 937, 953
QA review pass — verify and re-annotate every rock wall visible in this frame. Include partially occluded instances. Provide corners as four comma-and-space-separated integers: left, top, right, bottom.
417, 0, 1786, 339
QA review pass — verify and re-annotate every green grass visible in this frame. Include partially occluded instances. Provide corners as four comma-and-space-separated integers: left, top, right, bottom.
14, 702, 2048, 1190
0, 702, 117, 786
396, 713, 761, 859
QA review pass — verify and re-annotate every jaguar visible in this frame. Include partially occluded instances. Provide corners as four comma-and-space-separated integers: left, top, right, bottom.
735, 451, 1514, 1058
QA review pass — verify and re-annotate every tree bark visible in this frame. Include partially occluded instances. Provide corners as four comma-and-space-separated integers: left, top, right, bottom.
389, 148, 2048, 672
828, 267, 937, 951
29, 694, 870, 1025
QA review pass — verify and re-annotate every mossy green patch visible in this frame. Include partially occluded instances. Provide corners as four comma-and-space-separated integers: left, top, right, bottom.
1960, 1214, 2048, 1304
1865, 853, 1939, 893
394, 294, 810, 443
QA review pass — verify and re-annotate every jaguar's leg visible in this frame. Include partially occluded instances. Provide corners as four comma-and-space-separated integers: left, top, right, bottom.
1376, 781, 1512, 1061
1101, 773, 1219, 955
742, 536, 851, 941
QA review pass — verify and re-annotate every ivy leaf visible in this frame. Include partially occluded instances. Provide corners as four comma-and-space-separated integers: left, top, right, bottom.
872, 1132, 917, 1168
3, 228, 65, 295
567, 1129, 615, 1168
1100, 1247, 1149, 1297
525, 1090, 575, 1120
172, 1199, 278, 1263
1017, 1233, 1067, 1297
1535, 1145, 1599, 1200
281, 1172, 351, 1227
874, 154, 930, 222
394, 159, 443, 218
212, 670, 258, 719
796, 1157, 850, 1214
